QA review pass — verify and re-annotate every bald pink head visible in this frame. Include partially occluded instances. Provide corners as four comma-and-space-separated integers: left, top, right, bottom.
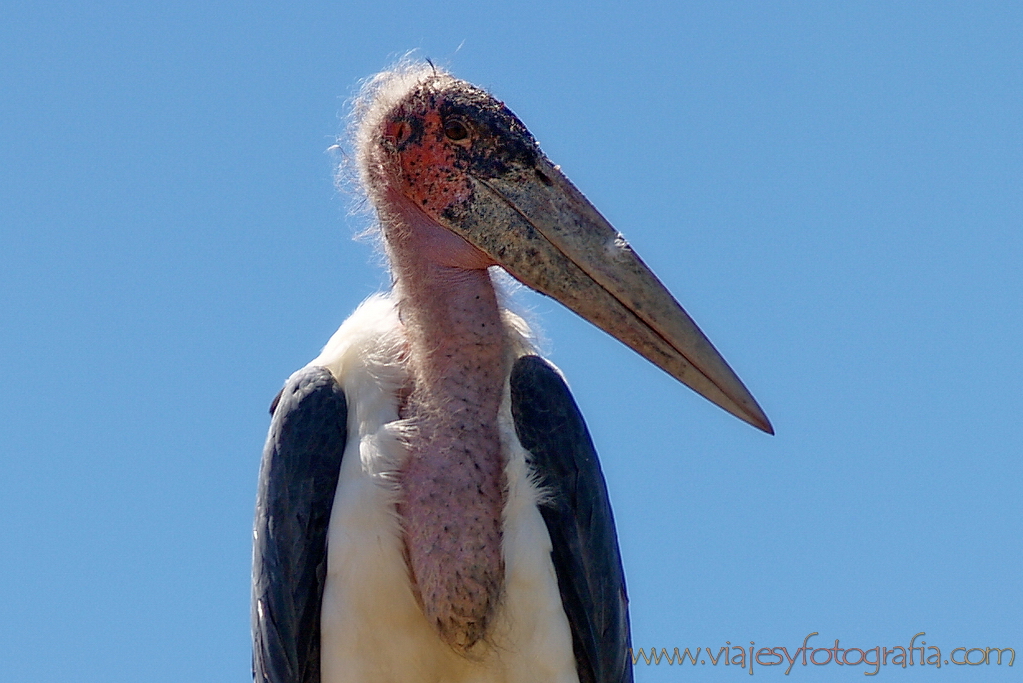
354, 68, 555, 271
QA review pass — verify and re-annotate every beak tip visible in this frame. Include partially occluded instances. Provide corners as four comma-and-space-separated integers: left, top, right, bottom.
747, 407, 774, 435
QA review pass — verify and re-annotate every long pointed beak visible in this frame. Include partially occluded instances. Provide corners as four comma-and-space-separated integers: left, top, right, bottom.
438, 157, 773, 434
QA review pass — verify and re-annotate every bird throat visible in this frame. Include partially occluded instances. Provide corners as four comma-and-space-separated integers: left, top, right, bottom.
393, 251, 508, 654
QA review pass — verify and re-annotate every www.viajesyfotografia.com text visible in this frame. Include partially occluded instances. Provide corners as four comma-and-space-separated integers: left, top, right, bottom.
629, 632, 1014, 675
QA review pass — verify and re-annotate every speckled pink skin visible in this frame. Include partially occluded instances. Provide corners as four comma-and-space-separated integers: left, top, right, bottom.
365, 81, 511, 652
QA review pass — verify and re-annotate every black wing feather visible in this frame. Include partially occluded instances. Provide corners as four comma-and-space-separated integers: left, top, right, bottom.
252, 366, 348, 683
510, 355, 633, 683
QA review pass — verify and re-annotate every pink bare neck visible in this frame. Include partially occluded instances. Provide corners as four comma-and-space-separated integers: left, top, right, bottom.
383, 197, 507, 652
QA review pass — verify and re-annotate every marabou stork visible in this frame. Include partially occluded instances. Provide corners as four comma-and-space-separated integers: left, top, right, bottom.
252, 64, 772, 683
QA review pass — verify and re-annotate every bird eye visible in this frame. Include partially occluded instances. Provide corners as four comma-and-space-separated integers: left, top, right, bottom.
443, 118, 469, 141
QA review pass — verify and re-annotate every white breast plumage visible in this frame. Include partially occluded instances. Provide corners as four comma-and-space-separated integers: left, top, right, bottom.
308, 294, 579, 683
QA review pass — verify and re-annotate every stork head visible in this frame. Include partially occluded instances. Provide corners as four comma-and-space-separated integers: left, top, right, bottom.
354, 64, 772, 434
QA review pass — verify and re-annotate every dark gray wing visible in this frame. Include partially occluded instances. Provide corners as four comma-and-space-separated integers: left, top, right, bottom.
509, 355, 633, 683
252, 366, 348, 683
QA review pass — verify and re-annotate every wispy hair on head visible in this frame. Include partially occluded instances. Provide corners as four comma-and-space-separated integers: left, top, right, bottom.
335, 57, 450, 246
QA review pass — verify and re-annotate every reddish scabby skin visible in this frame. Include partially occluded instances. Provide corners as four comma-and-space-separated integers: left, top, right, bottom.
362, 75, 520, 652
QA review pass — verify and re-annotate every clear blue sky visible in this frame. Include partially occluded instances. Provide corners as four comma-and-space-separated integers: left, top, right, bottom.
2, 2, 1020, 681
